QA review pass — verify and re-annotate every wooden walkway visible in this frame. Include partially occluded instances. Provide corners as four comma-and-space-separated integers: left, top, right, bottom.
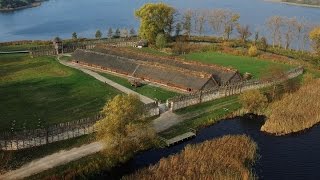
162, 132, 196, 147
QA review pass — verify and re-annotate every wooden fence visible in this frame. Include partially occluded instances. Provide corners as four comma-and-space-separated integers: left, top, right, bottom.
167, 66, 304, 111
29, 38, 139, 57
0, 101, 159, 151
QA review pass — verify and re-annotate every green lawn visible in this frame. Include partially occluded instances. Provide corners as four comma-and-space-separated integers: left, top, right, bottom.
183, 52, 292, 78
99, 72, 180, 102
0, 44, 45, 52
160, 96, 241, 139
0, 54, 120, 131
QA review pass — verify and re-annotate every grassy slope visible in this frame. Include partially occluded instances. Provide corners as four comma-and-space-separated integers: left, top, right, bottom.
99, 72, 179, 102
0, 54, 120, 131
183, 52, 292, 78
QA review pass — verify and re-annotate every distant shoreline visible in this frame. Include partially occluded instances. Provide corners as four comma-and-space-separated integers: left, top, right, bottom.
265, 0, 320, 8
0, 2, 42, 12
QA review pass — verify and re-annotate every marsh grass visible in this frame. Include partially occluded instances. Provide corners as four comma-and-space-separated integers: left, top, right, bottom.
125, 135, 258, 180
262, 79, 320, 135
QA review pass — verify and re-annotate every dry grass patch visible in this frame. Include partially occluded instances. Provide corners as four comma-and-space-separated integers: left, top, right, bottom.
262, 79, 320, 135
125, 135, 258, 180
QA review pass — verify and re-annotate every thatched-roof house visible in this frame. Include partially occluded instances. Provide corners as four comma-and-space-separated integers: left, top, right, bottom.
72, 47, 242, 92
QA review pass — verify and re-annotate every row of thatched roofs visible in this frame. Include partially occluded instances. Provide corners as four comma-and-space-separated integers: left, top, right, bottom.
72, 45, 243, 92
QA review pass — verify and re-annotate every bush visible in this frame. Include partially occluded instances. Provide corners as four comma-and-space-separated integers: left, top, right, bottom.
155, 33, 167, 49
248, 45, 258, 57
239, 89, 268, 113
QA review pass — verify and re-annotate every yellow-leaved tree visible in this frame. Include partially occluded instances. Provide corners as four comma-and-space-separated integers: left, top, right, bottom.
309, 26, 320, 55
95, 94, 156, 164
135, 3, 176, 43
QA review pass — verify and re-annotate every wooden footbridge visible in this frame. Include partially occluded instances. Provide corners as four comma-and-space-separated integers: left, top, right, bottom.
160, 128, 197, 147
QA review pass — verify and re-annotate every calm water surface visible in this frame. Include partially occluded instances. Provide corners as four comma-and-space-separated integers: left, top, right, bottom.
95, 116, 320, 180
0, 0, 320, 42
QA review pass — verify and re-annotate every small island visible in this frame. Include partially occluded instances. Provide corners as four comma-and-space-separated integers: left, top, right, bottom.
0, 0, 44, 12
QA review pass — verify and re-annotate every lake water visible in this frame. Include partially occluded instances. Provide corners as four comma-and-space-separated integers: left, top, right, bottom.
0, 0, 320, 42
97, 116, 320, 180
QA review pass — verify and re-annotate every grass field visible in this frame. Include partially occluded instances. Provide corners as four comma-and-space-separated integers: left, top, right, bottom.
183, 52, 292, 78
0, 54, 120, 131
99, 72, 180, 102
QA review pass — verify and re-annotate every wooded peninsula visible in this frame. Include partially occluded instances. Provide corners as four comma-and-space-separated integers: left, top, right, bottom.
0, 0, 43, 11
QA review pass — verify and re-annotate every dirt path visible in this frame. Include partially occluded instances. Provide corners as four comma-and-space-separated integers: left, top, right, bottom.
58, 56, 155, 104
0, 98, 237, 180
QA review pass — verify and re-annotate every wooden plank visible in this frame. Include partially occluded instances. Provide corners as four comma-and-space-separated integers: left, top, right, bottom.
165, 132, 196, 146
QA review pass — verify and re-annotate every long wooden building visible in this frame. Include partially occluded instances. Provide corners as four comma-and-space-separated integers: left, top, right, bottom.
72, 46, 243, 92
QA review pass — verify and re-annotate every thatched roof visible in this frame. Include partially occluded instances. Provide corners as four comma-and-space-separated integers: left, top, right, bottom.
72, 47, 242, 91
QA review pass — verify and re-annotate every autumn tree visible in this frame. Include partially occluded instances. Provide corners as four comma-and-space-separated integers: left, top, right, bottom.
222, 10, 240, 40
283, 17, 298, 50
95, 94, 156, 164
95, 30, 102, 39
194, 10, 207, 36
267, 16, 283, 48
239, 89, 268, 113
183, 9, 193, 37
208, 9, 225, 37
236, 24, 252, 43
135, 3, 176, 43
309, 26, 320, 55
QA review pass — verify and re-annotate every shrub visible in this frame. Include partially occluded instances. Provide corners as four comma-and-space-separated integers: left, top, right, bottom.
239, 89, 268, 113
248, 45, 258, 57
155, 33, 167, 49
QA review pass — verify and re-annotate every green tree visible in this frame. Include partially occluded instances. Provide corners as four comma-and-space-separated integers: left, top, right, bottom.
107, 28, 113, 38
239, 89, 268, 113
129, 28, 136, 37
72, 32, 77, 40
135, 3, 176, 43
95, 94, 156, 164
115, 28, 121, 38
156, 33, 167, 49
95, 30, 102, 39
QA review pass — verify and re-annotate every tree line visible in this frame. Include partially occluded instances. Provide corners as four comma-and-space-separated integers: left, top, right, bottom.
71, 28, 136, 40
135, 3, 320, 55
